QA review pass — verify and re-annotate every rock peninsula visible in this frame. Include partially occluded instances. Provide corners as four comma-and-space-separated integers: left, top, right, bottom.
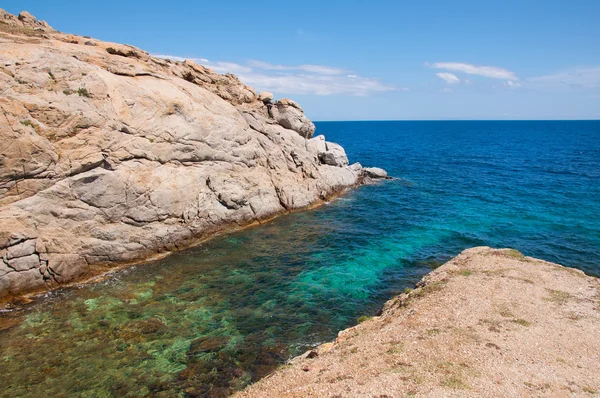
0, 10, 384, 302
238, 247, 600, 397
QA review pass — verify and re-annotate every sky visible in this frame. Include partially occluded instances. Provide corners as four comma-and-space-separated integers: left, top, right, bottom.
5, 1, 600, 120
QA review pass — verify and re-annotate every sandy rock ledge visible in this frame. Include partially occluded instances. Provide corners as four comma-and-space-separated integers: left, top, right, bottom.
238, 247, 600, 397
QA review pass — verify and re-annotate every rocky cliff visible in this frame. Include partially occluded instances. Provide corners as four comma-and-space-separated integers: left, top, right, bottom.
0, 10, 384, 301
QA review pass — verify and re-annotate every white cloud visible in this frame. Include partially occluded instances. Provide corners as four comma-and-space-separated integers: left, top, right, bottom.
528, 67, 600, 89
237, 72, 398, 96
154, 54, 251, 74
153, 54, 399, 96
154, 54, 209, 64
436, 72, 460, 84
504, 80, 521, 88
247, 60, 348, 75
300, 64, 348, 75
430, 62, 518, 80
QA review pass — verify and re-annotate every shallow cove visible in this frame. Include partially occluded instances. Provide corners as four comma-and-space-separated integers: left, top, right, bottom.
0, 190, 431, 397
1, 120, 599, 397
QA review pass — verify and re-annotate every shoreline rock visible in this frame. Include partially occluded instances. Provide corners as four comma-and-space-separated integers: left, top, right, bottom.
238, 247, 600, 397
0, 9, 388, 303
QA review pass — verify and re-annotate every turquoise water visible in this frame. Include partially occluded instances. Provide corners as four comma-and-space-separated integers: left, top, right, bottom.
0, 120, 599, 397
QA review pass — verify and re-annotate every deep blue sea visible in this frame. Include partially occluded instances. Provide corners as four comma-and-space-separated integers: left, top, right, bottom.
1, 120, 599, 397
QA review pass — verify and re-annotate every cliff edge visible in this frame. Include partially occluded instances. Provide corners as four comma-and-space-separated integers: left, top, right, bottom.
238, 247, 600, 397
0, 10, 384, 301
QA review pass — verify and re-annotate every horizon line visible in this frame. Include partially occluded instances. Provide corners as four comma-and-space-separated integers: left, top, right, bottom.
313, 118, 600, 123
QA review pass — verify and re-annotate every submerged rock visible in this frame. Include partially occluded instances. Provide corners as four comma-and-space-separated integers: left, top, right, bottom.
0, 9, 374, 300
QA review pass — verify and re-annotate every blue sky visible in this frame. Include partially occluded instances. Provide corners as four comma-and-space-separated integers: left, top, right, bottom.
5, 1, 600, 120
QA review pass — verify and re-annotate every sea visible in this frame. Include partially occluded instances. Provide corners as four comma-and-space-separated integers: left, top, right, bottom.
1, 120, 599, 397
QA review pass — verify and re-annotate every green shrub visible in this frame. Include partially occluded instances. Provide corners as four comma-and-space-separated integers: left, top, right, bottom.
77, 87, 90, 97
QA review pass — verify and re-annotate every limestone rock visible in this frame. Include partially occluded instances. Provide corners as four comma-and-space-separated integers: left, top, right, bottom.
363, 167, 388, 179
268, 99, 316, 138
0, 10, 379, 300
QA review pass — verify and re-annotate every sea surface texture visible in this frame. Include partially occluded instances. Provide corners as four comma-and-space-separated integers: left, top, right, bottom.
1, 120, 598, 397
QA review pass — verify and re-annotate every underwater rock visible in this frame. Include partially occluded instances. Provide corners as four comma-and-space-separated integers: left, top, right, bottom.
188, 336, 231, 355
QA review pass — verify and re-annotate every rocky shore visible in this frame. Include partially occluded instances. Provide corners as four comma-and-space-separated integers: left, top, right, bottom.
238, 247, 600, 397
0, 10, 387, 302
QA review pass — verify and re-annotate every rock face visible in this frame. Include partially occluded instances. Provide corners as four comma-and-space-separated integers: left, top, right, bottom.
0, 10, 387, 301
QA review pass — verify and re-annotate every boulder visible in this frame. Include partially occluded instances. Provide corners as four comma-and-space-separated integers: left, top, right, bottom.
349, 162, 363, 172
318, 142, 349, 167
363, 167, 388, 179
268, 99, 316, 138
258, 91, 274, 103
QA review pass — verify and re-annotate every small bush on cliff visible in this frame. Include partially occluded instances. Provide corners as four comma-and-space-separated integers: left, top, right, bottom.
77, 87, 90, 97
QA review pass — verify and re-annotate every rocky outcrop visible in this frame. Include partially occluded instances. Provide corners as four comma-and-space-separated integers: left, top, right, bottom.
238, 247, 600, 397
0, 10, 387, 301
363, 167, 388, 179
268, 99, 316, 138
0, 9, 55, 32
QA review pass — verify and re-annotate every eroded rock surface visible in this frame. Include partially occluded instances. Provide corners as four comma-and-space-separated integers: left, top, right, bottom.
0, 10, 387, 300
